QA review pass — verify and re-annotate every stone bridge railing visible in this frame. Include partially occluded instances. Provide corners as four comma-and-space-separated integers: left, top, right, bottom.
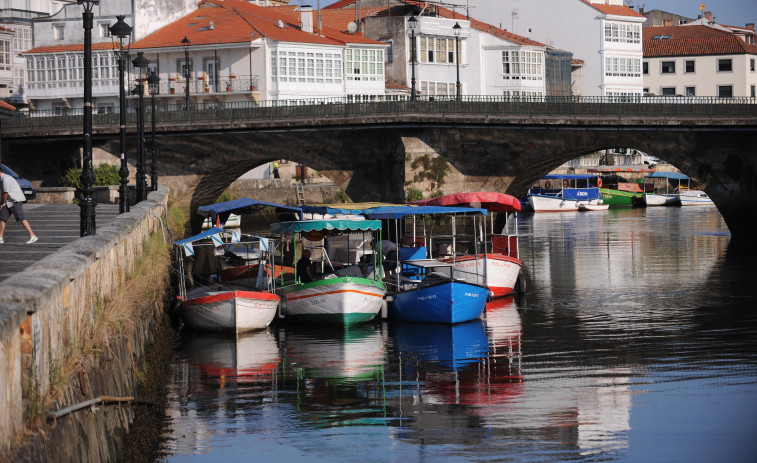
4, 96, 757, 139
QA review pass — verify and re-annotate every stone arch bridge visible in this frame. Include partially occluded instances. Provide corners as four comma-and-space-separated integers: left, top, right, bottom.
3, 100, 756, 243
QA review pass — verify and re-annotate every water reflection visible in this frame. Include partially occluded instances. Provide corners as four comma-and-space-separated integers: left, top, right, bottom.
155, 207, 757, 462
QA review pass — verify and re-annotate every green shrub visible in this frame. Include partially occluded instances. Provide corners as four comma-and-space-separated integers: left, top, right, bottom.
215, 191, 236, 203
406, 188, 423, 202
61, 164, 122, 190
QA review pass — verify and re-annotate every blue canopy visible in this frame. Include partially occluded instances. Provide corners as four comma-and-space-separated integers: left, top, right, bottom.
361, 205, 487, 220
174, 227, 225, 245
197, 198, 303, 227
271, 219, 383, 234
543, 174, 598, 180
645, 171, 689, 180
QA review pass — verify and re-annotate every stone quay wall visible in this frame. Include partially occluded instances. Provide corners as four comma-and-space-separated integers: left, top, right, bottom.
0, 188, 169, 458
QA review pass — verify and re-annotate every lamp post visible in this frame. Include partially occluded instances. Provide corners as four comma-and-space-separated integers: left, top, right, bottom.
182, 36, 191, 110
77, 0, 99, 236
110, 15, 132, 213
132, 52, 150, 202
147, 70, 160, 191
453, 22, 462, 101
408, 15, 417, 101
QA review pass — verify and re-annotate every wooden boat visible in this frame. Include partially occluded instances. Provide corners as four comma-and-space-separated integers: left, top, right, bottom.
270, 218, 387, 326
527, 174, 604, 212
173, 228, 280, 334
579, 203, 610, 211
643, 172, 686, 207
411, 192, 524, 297
588, 166, 654, 208
172, 198, 304, 334
678, 188, 715, 206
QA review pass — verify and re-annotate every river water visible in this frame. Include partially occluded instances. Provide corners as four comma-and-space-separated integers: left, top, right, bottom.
155, 206, 757, 462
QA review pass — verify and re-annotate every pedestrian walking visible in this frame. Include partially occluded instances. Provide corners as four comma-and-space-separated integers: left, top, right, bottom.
0, 169, 37, 244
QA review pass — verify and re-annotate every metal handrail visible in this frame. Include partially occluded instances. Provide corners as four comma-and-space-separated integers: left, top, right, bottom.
5, 95, 757, 132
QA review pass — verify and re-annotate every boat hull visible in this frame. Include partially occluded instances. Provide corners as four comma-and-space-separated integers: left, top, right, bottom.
579, 203, 610, 211
389, 280, 489, 324
441, 254, 522, 298
599, 188, 643, 208
180, 289, 279, 334
679, 190, 715, 206
644, 193, 680, 207
277, 277, 386, 326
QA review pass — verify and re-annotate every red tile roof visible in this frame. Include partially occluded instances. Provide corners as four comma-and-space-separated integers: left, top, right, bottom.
22, 42, 120, 55
581, 0, 644, 18
325, 0, 546, 47
128, 0, 384, 50
643, 25, 757, 57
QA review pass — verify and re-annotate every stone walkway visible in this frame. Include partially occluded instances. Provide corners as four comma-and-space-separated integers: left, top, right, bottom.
0, 203, 119, 283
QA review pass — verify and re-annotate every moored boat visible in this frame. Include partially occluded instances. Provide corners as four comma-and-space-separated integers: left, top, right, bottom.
527, 174, 604, 212
588, 166, 654, 208
678, 188, 715, 206
643, 172, 687, 207
270, 218, 387, 326
411, 192, 524, 297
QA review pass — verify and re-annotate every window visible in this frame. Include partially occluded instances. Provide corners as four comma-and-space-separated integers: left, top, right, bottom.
661, 87, 676, 95
685, 86, 696, 96
0, 39, 10, 71
384, 41, 393, 63
678, 19, 687, 25
604, 22, 641, 43
99, 23, 110, 38
751, 59, 755, 72
643, 61, 648, 74
54, 25, 64, 41
420, 37, 458, 64
605, 56, 641, 77
751, 85, 756, 98
685, 60, 695, 73
502, 50, 543, 80
718, 58, 732, 72
661, 61, 675, 74
718, 85, 733, 97
273, 49, 343, 84
345, 48, 384, 82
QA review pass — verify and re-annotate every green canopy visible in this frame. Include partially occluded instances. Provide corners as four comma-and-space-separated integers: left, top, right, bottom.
271, 219, 382, 234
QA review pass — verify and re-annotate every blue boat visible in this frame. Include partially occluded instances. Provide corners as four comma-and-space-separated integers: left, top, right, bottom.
527, 174, 603, 212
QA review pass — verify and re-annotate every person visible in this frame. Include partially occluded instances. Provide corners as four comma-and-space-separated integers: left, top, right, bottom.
296, 248, 314, 283
272, 161, 280, 179
0, 169, 37, 244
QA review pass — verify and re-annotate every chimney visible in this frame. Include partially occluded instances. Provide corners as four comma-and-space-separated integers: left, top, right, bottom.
639, 6, 645, 14
301, 5, 314, 33
746, 23, 755, 30
704, 10, 712, 21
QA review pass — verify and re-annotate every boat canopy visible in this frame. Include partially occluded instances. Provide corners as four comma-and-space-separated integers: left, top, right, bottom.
271, 219, 383, 234
543, 174, 598, 180
174, 227, 225, 245
645, 172, 689, 180
197, 198, 303, 226
411, 192, 521, 212
361, 205, 488, 220
301, 202, 404, 216
587, 166, 654, 174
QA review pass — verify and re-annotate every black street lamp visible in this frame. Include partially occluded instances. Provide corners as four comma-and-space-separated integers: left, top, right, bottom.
182, 36, 191, 110
78, 0, 99, 236
147, 70, 160, 191
453, 22, 462, 101
110, 15, 132, 213
408, 16, 417, 101
132, 52, 150, 202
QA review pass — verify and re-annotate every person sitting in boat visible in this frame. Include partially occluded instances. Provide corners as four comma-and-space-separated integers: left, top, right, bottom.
297, 248, 315, 283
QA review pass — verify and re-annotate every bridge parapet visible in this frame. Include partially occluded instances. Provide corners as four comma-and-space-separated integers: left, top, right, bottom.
4, 97, 757, 139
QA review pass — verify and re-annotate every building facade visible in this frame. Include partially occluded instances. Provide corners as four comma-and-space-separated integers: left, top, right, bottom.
643, 25, 757, 98
465, 0, 645, 97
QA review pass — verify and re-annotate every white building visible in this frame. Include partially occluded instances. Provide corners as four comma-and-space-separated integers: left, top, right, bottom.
326, 0, 571, 99
21, 0, 388, 111
643, 25, 757, 98
466, 0, 646, 97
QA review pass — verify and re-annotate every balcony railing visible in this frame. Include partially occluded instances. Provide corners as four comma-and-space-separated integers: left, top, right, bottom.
4, 95, 756, 132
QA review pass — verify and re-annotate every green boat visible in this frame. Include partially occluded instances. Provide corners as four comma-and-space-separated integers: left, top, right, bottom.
590, 166, 653, 208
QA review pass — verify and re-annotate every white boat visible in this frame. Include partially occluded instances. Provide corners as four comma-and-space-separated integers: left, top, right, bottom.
527, 175, 604, 212
579, 203, 610, 211
173, 198, 305, 334
678, 189, 715, 206
412, 192, 525, 298
180, 284, 279, 333
643, 172, 701, 207
270, 218, 387, 326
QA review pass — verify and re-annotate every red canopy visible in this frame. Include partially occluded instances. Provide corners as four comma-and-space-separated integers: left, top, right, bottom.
412, 192, 521, 212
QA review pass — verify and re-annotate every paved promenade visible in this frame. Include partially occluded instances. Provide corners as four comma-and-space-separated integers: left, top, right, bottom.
0, 203, 119, 283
